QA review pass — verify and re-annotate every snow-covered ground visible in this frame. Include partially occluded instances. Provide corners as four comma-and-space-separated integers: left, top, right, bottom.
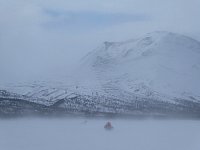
1, 31, 200, 110
0, 118, 200, 150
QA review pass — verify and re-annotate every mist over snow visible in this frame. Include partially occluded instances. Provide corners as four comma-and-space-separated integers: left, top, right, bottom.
0, 0, 200, 83
0, 119, 200, 150
1, 1, 200, 150
77, 31, 200, 101
0, 31, 200, 117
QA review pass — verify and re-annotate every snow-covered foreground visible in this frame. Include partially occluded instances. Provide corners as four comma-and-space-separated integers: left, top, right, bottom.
0, 118, 200, 150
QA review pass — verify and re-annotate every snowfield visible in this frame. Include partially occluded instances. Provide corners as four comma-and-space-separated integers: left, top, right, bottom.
0, 118, 200, 150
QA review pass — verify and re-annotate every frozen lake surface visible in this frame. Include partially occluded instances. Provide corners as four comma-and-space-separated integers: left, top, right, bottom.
0, 118, 200, 150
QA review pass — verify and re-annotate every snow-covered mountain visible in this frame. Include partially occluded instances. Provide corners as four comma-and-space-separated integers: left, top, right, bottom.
1, 31, 200, 117
78, 31, 200, 102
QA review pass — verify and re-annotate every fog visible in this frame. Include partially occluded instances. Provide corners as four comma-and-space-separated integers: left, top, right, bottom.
1, 0, 200, 82
1, 1, 200, 149
0, 118, 200, 150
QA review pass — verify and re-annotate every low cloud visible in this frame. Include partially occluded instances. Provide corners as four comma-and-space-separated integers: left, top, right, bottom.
0, 0, 200, 82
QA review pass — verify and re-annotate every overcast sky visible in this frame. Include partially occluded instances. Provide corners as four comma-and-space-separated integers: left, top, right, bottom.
0, 0, 200, 82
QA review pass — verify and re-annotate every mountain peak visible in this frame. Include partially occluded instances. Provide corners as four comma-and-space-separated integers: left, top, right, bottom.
80, 31, 200, 101
85, 31, 200, 66
143, 31, 200, 50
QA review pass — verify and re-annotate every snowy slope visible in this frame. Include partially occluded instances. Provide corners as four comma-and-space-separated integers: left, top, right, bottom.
0, 81, 77, 106
1, 31, 200, 116
78, 31, 200, 103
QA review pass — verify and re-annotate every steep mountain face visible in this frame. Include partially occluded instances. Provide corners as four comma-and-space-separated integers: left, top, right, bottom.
79, 31, 200, 102
1, 31, 200, 117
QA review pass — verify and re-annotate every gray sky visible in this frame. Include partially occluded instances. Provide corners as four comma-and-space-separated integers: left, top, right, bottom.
0, 0, 200, 82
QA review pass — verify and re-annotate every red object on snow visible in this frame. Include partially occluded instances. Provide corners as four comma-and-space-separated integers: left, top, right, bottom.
104, 122, 113, 130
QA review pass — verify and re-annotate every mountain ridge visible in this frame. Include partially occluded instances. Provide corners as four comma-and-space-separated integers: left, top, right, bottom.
1, 31, 200, 117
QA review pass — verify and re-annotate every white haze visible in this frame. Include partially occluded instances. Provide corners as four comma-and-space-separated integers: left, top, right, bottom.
0, 0, 200, 82
0, 119, 200, 150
